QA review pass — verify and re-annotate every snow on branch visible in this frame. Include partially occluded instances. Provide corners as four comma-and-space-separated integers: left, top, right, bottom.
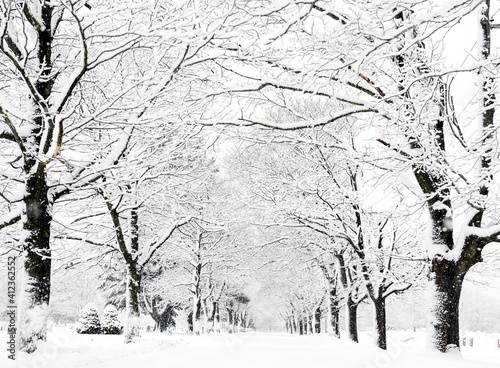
465, 224, 500, 240
202, 106, 375, 131
138, 217, 192, 268
0, 210, 21, 230
0, 106, 27, 152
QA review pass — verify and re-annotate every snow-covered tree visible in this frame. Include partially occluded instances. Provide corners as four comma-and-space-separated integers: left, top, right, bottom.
204, 0, 497, 353
0, 0, 157, 352
101, 304, 123, 335
75, 303, 101, 335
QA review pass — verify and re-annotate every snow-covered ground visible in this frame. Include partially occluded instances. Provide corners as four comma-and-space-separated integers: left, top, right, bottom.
1, 329, 500, 368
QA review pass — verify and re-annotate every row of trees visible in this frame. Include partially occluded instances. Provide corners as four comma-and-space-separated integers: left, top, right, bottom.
0, 0, 499, 355
208, 0, 500, 353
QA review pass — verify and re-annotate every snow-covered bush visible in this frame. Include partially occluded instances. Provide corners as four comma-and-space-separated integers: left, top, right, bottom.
76, 303, 101, 334
101, 304, 123, 335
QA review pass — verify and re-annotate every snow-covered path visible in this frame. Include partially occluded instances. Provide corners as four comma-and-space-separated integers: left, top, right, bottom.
3, 330, 500, 368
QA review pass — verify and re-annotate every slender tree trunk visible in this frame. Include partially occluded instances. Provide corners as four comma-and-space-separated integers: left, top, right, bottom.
336, 254, 359, 342
330, 305, 340, 338
192, 233, 203, 335
124, 205, 141, 343
202, 299, 209, 333
215, 304, 220, 332
329, 294, 340, 338
192, 291, 202, 335
373, 297, 387, 350
212, 301, 218, 332
314, 307, 322, 334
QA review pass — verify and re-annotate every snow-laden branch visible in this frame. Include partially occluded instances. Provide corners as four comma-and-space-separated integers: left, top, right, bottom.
51, 2, 89, 115
465, 224, 500, 240
0, 106, 27, 152
201, 106, 375, 131
382, 282, 412, 300
0, 210, 22, 230
51, 126, 134, 197
138, 217, 191, 268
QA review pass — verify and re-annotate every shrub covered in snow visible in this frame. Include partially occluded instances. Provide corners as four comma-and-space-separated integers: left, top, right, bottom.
101, 304, 123, 335
76, 303, 102, 334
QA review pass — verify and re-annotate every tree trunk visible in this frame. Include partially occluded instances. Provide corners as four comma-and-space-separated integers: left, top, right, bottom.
124, 269, 141, 343
346, 296, 358, 343
18, 2, 56, 354
202, 299, 209, 333
330, 306, 340, 338
330, 296, 340, 338
215, 304, 220, 332
428, 256, 463, 352
314, 307, 322, 334
336, 254, 359, 342
373, 297, 387, 350
19, 168, 53, 353
212, 301, 219, 332
124, 205, 141, 343
192, 292, 202, 335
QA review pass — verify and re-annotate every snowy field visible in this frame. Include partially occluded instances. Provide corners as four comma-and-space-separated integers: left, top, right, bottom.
1, 329, 500, 368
